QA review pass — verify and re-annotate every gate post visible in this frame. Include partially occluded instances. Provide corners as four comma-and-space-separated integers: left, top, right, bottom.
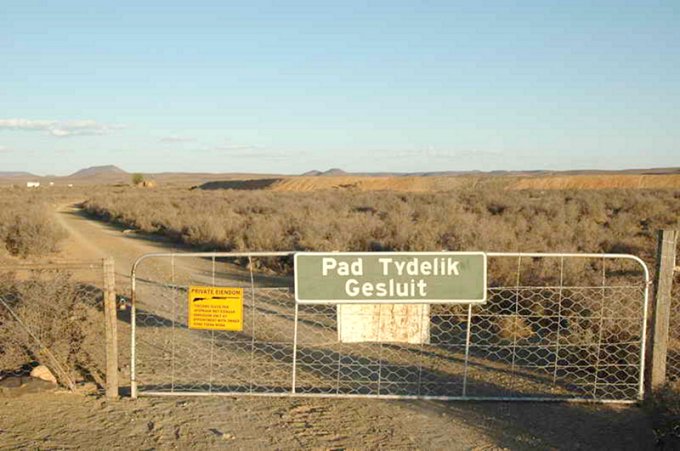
648, 230, 678, 392
103, 256, 119, 399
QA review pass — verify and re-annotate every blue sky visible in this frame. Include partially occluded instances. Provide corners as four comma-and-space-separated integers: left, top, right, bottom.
1, 1, 678, 175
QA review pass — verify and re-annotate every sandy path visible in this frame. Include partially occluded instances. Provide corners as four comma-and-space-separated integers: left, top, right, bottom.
53, 203, 188, 292
4, 204, 654, 449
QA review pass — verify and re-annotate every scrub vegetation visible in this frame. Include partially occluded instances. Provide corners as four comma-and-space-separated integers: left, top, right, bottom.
0, 190, 67, 258
82, 187, 680, 265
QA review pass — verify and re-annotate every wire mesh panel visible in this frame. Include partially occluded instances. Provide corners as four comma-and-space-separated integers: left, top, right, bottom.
131, 253, 297, 397
0, 261, 108, 389
131, 252, 649, 402
468, 254, 648, 401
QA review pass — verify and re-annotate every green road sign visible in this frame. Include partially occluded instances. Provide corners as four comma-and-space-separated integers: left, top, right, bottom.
294, 252, 487, 304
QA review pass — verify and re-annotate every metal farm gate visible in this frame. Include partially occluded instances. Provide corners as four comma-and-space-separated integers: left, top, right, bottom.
130, 252, 650, 402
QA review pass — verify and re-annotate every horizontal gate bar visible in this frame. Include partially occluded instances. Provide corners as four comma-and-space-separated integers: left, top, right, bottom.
138, 391, 638, 404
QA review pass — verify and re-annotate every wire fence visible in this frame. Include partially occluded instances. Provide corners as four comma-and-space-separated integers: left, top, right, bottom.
131, 252, 650, 402
0, 261, 109, 390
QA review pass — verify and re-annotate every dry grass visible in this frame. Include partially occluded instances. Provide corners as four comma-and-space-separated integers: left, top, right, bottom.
0, 189, 69, 258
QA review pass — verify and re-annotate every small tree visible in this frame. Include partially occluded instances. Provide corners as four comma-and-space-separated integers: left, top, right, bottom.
131, 173, 145, 185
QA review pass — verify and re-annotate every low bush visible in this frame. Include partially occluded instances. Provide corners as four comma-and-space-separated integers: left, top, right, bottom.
3, 208, 67, 257
0, 191, 67, 258
0, 271, 105, 387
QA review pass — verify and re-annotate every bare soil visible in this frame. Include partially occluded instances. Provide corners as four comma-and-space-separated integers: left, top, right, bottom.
0, 391, 655, 450
0, 204, 659, 449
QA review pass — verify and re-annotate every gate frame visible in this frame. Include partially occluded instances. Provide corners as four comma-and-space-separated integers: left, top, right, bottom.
129, 251, 650, 402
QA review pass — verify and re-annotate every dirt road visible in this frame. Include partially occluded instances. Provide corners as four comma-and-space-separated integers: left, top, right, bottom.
0, 204, 657, 449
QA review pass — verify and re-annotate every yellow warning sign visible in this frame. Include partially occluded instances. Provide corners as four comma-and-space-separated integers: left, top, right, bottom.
188, 286, 243, 331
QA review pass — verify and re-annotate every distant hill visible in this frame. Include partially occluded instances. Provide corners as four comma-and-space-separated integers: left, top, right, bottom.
68, 165, 128, 178
2, 164, 680, 188
0, 171, 38, 179
301, 170, 323, 176
301, 168, 349, 176
320, 168, 348, 176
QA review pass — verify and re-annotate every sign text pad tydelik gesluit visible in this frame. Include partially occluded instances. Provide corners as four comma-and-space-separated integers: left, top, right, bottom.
295, 252, 487, 304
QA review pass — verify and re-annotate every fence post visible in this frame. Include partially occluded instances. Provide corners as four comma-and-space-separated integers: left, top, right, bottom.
649, 230, 678, 391
103, 257, 119, 399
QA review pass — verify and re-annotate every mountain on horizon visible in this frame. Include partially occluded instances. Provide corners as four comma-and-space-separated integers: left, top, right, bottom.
68, 165, 128, 178
320, 168, 348, 176
302, 168, 349, 176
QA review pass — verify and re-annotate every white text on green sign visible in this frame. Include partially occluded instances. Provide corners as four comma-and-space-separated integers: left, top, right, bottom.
294, 252, 487, 304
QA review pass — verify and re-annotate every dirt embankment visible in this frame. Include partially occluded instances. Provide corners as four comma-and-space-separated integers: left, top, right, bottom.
510, 174, 680, 190
198, 173, 680, 193
200, 176, 482, 192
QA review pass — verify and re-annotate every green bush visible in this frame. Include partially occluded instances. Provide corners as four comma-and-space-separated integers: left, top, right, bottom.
131, 173, 145, 185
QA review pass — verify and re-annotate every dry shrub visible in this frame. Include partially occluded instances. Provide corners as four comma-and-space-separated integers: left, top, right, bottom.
82, 187, 680, 281
0, 271, 105, 387
495, 315, 534, 341
0, 190, 68, 258
3, 209, 67, 257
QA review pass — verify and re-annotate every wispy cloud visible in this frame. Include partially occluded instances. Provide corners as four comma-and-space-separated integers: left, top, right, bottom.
0, 118, 124, 137
213, 144, 262, 152
160, 135, 195, 143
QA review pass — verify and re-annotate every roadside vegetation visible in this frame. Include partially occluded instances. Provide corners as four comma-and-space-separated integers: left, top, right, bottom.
0, 189, 67, 258
0, 270, 105, 388
0, 187, 106, 389
82, 187, 680, 263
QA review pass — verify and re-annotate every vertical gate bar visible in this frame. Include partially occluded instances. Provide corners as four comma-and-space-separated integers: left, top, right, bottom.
638, 265, 651, 400
593, 257, 607, 399
415, 304, 427, 397
553, 257, 565, 385
510, 255, 522, 390
335, 306, 343, 394
171, 255, 176, 393
291, 300, 299, 394
248, 256, 256, 394
208, 256, 215, 393
377, 305, 384, 395
130, 261, 138, 398
462, 303, 473, 397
